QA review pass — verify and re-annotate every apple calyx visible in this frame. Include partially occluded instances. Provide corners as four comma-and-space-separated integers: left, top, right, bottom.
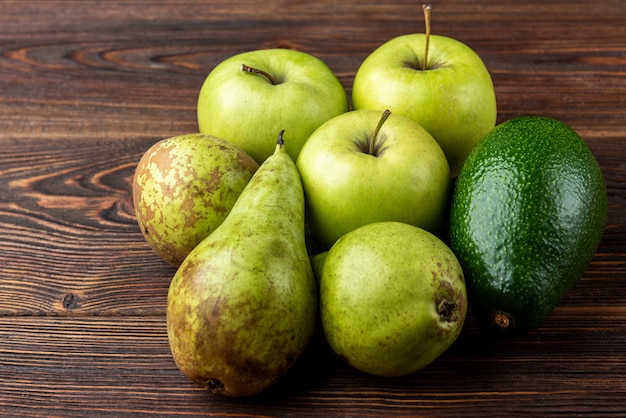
241, 63, 277, 85
422, 4, 432, 71
357, 109, 391, 157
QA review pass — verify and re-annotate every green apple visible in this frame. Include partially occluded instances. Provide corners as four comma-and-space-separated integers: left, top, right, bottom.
320, 221, 467, 377
351, 10, 496, 177
296, 109, 451, 250
197, 48, 349, 164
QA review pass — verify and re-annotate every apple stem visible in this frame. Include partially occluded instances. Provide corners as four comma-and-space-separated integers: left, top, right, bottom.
369, 109, 391, 155
241, 63, 276, 85
422, 4, 432, 71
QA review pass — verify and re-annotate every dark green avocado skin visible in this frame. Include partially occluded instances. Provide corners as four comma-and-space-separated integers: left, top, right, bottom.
449, 116, 608, 333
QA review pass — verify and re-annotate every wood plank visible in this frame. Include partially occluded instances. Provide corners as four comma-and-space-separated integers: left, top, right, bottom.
0, 314, 625, 416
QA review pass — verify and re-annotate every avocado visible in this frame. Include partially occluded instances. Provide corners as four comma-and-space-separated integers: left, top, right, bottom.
449, 116, 608, 333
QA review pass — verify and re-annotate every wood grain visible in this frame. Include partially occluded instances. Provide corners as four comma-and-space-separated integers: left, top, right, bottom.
1, 0, 625, 416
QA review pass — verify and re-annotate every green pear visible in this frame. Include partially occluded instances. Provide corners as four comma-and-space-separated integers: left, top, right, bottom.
133, 133, 258, 266
320, 221, 467, 377
309, 251, 328, 288
166, 131, 318, 397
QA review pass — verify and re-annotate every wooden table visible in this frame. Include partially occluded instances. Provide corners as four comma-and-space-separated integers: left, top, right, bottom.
1, 0, 625, 416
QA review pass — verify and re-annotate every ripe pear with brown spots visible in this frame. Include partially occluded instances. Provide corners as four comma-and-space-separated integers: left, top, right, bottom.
132, 133, 258, 266
167, 132, 318, 397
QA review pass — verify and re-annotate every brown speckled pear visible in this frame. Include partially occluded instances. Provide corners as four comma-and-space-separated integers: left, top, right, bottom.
166, 131, 317, 397
132, 133, 258, 266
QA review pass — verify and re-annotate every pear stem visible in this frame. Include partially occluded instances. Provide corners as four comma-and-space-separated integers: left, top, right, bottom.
369, 110, 391, 155
274, 129, 285, 154
422, 4, 432, 71
241, 63, 276, 85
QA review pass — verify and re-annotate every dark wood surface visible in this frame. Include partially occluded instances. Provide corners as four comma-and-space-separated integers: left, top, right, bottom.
1, 0, 625, 416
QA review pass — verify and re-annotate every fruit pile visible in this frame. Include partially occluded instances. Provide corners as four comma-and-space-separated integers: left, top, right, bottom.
132, 5, 608, 398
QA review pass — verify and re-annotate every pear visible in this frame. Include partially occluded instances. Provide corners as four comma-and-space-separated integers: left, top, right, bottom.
320, 221, 467, 377
166, 131, 318, 397
132, 133, 258, 266
309, 251, 328, 288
